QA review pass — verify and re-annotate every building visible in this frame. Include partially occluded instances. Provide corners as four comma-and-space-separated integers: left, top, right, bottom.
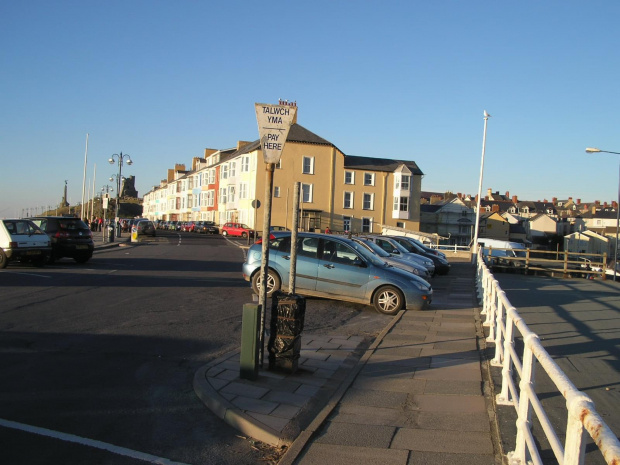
419, 197, 474, 246
142, 123, 425, 234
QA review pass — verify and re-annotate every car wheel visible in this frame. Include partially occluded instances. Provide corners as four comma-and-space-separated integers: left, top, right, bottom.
0, 250, 8, 269
373, 285, 404, 315
222, 231, 228, 236
251, 269, 281, 297
242, 232, 248, 238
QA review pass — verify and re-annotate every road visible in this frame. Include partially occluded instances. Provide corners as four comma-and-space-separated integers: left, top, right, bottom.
0, 231, 390, 465
491, 272, 620, 464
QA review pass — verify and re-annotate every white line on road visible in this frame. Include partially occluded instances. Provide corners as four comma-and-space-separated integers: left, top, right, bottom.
0, 418, 190, 465
0, 271, 51, 278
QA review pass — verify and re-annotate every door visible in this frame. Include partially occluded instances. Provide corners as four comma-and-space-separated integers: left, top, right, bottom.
316, 238, 369, 298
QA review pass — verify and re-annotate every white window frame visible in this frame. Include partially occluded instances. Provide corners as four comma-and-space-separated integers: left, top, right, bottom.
241, 156, 250, 172
364, 172, 375, 186
229, 161, 236, 177
302, 156, 314, 175
221, 164, 229, 180
401, 175, 410, 190
228, 185, 236, 202
302, 183, 313, 203
343, 216, 351, 232
344, 171, 355, 185
344, 192, 353, 209
274, 186, 281, 198
362, 217, 373, 233
239, 183, 248, 200
363, 193, 374, 210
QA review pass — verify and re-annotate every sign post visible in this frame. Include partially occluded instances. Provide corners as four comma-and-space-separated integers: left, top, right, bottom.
254, 102, 297, 366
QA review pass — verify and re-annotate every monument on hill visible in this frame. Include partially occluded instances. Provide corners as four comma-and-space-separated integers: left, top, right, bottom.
59, 180, 69, 207
120, 175, 138, 198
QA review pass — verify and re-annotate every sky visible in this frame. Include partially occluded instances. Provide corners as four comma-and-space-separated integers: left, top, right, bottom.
1, 1, 618, 218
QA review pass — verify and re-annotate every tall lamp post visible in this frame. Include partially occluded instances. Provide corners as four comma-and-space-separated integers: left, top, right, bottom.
472, 110, 491, 264
109, 152, 133, 237
585, 147, 620, 279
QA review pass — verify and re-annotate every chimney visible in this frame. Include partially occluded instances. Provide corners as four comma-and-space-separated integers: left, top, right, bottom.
204, 148, 218, 158
487, 188, 492, 197
512, 195, 518, 203
492, 204, 499, 212
505, 191, 510, 198
237, 140, 252, 150
552, 197, 557, 205
577, 198, 581, 205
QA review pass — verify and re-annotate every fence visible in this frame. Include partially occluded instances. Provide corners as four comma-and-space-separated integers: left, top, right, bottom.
476, 251, 620, 465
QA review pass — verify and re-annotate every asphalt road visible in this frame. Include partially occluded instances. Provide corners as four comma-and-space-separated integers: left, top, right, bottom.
0, 231, 390, 465
491, 272, 620, 464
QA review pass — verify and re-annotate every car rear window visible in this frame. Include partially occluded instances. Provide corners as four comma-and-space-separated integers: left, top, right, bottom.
58, 219, 89, 230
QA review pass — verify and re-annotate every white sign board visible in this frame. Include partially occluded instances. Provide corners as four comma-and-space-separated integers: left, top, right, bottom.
255, 103, 298, 164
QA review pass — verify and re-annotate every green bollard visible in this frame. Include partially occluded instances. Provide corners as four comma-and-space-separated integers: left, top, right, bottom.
240, 303, 261, 380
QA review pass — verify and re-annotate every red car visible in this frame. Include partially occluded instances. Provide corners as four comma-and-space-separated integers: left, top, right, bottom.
221, 222, 254, 238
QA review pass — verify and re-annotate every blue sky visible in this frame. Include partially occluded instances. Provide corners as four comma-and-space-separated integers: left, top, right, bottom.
1, 1, 618, 218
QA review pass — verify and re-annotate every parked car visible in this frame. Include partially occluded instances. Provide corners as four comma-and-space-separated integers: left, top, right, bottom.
196, 221, 219, 234
351, 237, 432, 280
388, 236, 451, 275
28, 216, 94, 264
135, 219, 156, 237
360, 235, 436, 276
242, 232, 432, 314
222, 222, 255, 238
0, 219, 51, 268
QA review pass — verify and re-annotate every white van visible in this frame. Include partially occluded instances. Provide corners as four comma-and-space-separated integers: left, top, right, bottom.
0, 219, 51, 268
477, 238, 527, 268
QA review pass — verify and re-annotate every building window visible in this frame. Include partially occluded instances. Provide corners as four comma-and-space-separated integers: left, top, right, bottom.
303, 156, 314, 175
364, 172, 375, 186
396, 222, 405, 228
274, 186, 281, 198
362, 218, 372, 233
344, 171, 355, 185
401, 175, 410, 190
221, 164, 228, 180
219, 187, 227, 204
302, 183, 313, 203
207, 190, 214, 207
241, 156, 250, 172
229, 161, 236, 177
228, 186, 235, 202
363, 193, 373, 210
344, 192, 353, 209
239, 183, 247, 199
343, 216, 351, 232
398, 197, 409, 212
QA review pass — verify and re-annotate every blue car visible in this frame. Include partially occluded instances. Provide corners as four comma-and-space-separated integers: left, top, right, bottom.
242, 232, 432, 315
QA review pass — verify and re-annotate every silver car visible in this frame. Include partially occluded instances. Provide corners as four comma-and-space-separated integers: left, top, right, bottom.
242, 232, 432, 314
351, 237, 432, 280
359, 235, 436, 276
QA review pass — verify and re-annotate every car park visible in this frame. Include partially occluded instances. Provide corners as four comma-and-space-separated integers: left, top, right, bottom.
0, 219, 51, 268
351, 237, 432, 280
28, 216, 94, 264
222, 222, 254, 238
242, 232, 432, 314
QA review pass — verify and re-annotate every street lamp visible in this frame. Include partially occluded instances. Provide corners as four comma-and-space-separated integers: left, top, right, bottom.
585, 147, 620, 279
109, 152, 133, 237
472, 110, 491, 264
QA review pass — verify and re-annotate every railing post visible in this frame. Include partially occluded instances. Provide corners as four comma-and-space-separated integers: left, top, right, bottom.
495, 306, 515, 405
513, 333, 538, 464
491, 289, 503, 365
564, 393, 588, 465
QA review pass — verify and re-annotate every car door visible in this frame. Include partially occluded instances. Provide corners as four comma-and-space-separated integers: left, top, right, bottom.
316, 238, 369, 298
268, 236, 318, 291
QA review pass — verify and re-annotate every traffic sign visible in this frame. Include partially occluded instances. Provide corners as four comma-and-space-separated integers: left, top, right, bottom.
255, 103, 298, 164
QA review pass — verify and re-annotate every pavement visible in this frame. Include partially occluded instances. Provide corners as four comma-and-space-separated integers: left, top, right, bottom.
193, 259, 502, 465
92, 234, 502, 463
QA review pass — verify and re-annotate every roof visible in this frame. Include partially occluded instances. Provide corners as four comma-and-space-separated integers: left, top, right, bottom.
343, 155, 424, 175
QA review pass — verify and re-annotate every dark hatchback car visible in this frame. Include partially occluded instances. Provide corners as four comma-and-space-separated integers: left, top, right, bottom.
196, 221, 219, 234
29, 216, 94, 264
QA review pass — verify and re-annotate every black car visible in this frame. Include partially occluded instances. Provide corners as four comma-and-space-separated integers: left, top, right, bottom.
29, 216, 95, 264
196, 221, 219, 234
389, 236, 451, 275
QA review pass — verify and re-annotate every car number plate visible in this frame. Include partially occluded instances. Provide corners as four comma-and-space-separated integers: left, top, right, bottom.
26, 250, 41, 255
76, 245, 88, 249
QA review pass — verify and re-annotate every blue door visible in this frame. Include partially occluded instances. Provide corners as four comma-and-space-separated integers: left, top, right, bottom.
316, 238, 370, 298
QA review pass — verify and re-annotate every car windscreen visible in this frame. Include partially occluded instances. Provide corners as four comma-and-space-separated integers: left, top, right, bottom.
348, 241, 384, 266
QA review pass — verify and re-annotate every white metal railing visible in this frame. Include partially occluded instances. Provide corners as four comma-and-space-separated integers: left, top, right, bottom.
432, 244, 471, 253
476, 250, 620, 465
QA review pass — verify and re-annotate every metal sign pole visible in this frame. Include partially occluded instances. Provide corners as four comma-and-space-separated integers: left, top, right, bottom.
289, 182, 300, 293
258, 162, 275, 367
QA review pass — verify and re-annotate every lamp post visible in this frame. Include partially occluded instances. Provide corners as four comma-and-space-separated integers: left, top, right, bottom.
472, 110, 491, 264
109, 152, 133, 237
585, 147, 620, 279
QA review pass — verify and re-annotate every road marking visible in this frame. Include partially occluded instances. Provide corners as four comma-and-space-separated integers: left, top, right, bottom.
0, 418, 190, 465
0, 271, 51, 278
